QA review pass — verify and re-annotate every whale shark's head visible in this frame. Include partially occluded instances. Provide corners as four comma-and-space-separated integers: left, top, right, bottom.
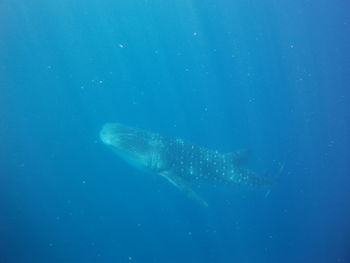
100, 123, 164, 171
100, 123, 135, 147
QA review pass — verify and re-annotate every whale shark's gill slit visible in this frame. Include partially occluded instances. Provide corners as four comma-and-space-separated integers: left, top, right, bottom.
100, 122, 277, 206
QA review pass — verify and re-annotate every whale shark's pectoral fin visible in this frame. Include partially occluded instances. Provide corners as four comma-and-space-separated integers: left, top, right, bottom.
159, 171, 208, 207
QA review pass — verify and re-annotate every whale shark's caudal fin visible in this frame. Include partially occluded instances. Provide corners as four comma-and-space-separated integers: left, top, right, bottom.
159, 171, 208, 207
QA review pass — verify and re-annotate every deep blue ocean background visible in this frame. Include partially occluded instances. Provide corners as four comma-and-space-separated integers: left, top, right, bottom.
1, 0, 350, 262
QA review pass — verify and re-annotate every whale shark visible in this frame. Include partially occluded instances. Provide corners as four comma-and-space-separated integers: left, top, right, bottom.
100, 122, 276, 206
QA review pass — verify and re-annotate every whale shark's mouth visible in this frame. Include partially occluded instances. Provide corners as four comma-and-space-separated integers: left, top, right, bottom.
100, 122, 137, 147
100, 123, 120, 146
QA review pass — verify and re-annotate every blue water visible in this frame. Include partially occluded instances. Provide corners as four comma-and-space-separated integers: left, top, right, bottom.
1, 0, 350, 262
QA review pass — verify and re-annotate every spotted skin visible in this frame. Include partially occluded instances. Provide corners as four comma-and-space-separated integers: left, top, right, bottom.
154, 137, 268, 187
100, 123, 270, 205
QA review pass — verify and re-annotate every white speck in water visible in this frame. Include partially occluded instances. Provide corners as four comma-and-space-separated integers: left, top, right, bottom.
119, 44, 124, 48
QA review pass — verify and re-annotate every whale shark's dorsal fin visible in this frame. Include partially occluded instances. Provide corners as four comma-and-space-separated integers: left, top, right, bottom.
159, 171, 208, 207
224, 149, 251, 165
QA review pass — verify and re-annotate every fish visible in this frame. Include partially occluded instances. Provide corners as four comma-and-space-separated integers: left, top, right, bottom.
100, 122, 276, 206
